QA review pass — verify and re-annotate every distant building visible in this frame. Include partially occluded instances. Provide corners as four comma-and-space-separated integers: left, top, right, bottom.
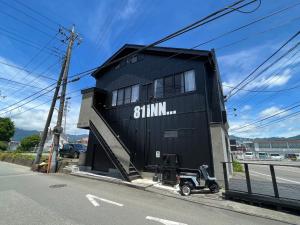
42, 128, 68, 152
230, 138, 300, 154
8, 141, 20, 151
76, 137, 88, 145
254, 139, 300, 153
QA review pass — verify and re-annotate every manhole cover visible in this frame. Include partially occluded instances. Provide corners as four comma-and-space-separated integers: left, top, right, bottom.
49, 184, 67, 189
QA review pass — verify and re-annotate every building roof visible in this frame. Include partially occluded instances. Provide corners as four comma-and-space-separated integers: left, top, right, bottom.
92, 44, 212, 78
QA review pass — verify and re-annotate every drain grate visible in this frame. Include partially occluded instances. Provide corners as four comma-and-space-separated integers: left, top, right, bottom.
49, 184, 67, 189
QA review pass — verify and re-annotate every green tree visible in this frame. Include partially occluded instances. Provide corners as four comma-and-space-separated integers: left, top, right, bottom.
20, 134, 41, 152
0, 141, 7, 151
0, 117, 15, 142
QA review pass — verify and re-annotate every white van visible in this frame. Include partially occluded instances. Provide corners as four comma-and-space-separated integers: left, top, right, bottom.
244, 152, 254, 160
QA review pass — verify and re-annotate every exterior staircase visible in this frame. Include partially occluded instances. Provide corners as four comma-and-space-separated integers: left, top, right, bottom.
77, 88, 141, 181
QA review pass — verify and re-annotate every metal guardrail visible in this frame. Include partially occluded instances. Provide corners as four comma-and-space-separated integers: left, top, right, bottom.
222, 161, 300, 212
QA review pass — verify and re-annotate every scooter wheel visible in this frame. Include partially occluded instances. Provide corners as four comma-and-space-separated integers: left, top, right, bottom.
180, 182, 193, 196
208, 181, 219, 193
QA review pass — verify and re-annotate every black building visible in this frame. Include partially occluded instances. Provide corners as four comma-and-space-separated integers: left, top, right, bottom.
77, 44, 231, 182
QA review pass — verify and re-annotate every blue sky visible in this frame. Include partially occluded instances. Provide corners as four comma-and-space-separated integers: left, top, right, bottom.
0, 0, 299, 138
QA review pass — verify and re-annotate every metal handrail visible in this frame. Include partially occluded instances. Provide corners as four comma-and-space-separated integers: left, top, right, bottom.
222, 161, 300, 200
221, 161, 300, 168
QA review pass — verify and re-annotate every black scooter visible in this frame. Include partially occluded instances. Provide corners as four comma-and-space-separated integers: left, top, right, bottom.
177, 165, 219, 196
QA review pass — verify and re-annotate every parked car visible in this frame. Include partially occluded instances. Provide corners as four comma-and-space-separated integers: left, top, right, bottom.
59, 143, 87, 158
258, 152, 268, 160
244, 152, 254, 160
270, 153, 283, 161
285, 153, 298, 161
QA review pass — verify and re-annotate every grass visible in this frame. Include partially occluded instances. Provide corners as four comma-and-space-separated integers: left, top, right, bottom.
233, 160, 244, 173
0, 151, 48, 162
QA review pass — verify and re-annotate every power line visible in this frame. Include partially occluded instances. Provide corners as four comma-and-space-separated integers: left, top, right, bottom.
0, 76, 82, 116
1, 0, 260, 116
0, 0, 57, 32
9, 88, 88, 119
71, 0, 261, 80
230, 100, 300, 132
229, 49, 300, 109
216, 15, 300, 51
0, 77, 51, 90
0, 60, 57, 81
0, 26, 59, 54
233, 109, 300, 134
192, 2, 300, 50
0, 8, 54, 37
227, 0, 261, 13
13, 0, 68, 30
0, 33, 59, 93
226, 31, 300, 100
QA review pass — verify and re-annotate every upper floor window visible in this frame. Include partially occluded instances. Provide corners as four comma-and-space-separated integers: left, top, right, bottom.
153, 69, 196, 98
124, 87, 131, 104
154, 78, 163, 98
184, 70, 196, 92
131, 85, 139, 103
111, 84, 140, 106
112, 90, 117, 106
117, 89, 124, 106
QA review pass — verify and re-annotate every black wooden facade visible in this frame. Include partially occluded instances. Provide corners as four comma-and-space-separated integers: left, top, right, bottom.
80, 44, 228, 175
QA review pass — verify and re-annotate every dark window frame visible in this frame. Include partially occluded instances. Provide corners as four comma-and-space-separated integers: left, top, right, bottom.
153, 69, 196, 99
111, 83, 140, 107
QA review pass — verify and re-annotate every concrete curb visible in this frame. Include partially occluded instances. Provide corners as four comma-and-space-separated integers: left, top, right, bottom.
68, 171, 299, 225
69, 172, 151, 190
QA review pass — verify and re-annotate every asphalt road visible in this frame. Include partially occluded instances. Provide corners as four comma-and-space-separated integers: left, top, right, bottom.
0, 162, 291, 225
230, 160, 300, 200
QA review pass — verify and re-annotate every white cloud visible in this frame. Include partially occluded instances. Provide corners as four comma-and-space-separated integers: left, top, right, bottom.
219, 44, 298, 97
86, 0, 140, 54
241, 105, 251, 112
259, 106, 287, 118
0, 55, 86, 135
120, 0, 138, 19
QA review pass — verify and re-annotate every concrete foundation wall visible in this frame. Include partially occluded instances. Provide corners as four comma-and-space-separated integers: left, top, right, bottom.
210, 123, 232, 184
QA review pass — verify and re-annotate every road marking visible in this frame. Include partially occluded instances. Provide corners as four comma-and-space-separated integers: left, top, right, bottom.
146, 216, 188, 225
251, 171, 300, 184
86, 194, 123, 207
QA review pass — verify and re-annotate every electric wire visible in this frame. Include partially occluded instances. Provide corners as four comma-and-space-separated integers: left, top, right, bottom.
229, 48, 300, 109
0, 0, 58, 32
71, 0, 261, 79
226, 31, 300, 100
13, 0, 68, 30
227, 0, 261, 13
0, 0, 261, 115
230, 100, 300, 132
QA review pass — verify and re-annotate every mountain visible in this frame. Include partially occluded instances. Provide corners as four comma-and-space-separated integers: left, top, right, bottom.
13, 128, 39, 141
12, 128, 88, 142
230, 135, 300, 141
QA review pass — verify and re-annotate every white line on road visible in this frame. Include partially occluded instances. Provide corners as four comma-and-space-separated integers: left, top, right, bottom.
146, 216, 188, 225
86, 194, 124, 207
251, 171, 300, 184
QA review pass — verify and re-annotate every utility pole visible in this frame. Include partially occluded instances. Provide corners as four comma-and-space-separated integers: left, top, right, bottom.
50, 25, 79, 173
34, 25, 80, 166
63, 97, 71, 136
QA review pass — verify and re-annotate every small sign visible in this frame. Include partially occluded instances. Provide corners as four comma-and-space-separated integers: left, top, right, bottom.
156, 151, 160, 158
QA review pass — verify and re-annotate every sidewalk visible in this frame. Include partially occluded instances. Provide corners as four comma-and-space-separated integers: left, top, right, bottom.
68, 169, 300, 225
